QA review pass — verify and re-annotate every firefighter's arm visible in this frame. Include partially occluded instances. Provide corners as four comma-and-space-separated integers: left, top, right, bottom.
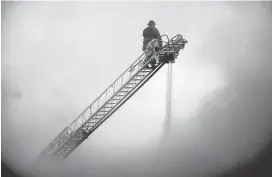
143, 28, 148, 38
157, 30, 162, 40
156, 29, 163, 47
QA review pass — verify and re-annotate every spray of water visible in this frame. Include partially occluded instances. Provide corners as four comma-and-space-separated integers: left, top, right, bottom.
165, 62, 173, 135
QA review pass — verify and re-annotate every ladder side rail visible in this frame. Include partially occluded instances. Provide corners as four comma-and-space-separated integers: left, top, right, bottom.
40, 34, 179, 158
60, 63, 165, 159
43, 62, 145, 157
64, 38, 176, 137
49, 41, 182, 157
43, 129, 72, 157
69, 34, 170, 126
67, 54, 149, 131
59, 38, 182, 141
39, 127, 70, 157
66, 52, 145, 128
40, 125, 77, 157
42, 53, 149, 156
85, 63, 165, 136
49, 62, 157, 156
52, 38, 172, 140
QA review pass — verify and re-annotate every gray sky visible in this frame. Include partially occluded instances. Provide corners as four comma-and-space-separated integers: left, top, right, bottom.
2, 1, 272, 177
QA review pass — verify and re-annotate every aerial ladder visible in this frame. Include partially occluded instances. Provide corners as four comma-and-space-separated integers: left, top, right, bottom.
38, 34, 188, 161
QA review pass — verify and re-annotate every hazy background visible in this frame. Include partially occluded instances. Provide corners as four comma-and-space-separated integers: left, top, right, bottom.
2, 1, 272, 177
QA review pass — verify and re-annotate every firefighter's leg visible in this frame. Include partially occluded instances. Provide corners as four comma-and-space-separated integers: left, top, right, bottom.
145, 54, 152, 68
151, 59, 156, 69
144, 49, 153, 68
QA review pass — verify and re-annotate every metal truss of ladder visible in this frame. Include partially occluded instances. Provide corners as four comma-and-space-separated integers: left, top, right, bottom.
38, 34, 188, 161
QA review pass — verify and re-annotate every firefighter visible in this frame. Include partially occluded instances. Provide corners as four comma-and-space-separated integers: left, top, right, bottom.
142, 20, 162, 68
142, 20, 162, 51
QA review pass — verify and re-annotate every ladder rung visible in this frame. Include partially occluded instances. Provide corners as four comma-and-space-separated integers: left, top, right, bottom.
91, 117, 101, 120
112, 98, 121, 100
130, 79, 139, 82
93, 115, 103, 118
121, 89, 132, 92
108, 101, 117, 104
62, 148, 72, 152
85, 123, 96, 127
96, 113, 106, 117
62, 150, 72, 153
119, 90, 128, 93
96, 113, 106, 116
62, 147, 71, 150
134, 76, 144, 78
89, 119, 100, 122
88, 121, 99, 125
62, 146, 73, 150
122, 88, 133, 90
115, 94, 124, 97
59, 150, 69, 153
61, 149, 73, 153
63, 144, 73, 149
124, 84, 135, 89
142, 69, 152, 71
62, 144, 69, 148
95, 112, 106, 115
90, 117, 101, 120
65, 142, 76, 147
83, 126, 93, 131
116, 94, 126, 97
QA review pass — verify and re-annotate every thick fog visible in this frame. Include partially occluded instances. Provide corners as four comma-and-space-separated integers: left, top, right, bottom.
2, 2, 272, 177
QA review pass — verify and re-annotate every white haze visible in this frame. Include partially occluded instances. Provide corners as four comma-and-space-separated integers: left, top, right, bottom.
2, 2, 272, 177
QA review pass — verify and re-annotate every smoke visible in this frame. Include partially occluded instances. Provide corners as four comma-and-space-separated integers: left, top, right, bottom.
152, 3, 272, 177
2, 2, 272, 177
